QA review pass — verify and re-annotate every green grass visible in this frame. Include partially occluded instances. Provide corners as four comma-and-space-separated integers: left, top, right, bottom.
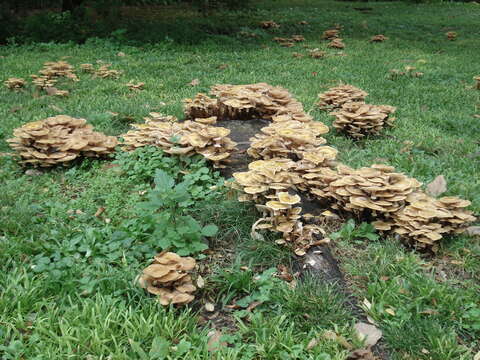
1, 0, 480, 358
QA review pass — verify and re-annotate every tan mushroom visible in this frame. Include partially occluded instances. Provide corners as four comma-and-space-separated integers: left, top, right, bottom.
121, 118, 236, 168
139, 252, 197, 306
4, 78, 26, 90
474, 76, 480, 90
330, 102, 396, 138
328, 38, 345, 49
370, 34, 388, 42
375, 191, 476, 250
322, 29, 340, 40
317, 85, 368, 110
260, 20, 280, 29
7, 115, 118, 167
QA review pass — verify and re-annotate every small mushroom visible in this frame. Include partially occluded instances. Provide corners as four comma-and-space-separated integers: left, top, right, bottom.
139, 252, 197, 306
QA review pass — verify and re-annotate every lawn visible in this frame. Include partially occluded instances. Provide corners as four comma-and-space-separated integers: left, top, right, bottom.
0, 0, 479, 359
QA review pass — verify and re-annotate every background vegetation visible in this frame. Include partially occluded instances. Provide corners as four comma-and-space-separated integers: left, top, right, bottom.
1, 0, 479, 359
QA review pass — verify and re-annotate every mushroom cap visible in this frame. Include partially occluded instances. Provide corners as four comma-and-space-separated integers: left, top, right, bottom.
143, 264, 174, 278
266, 201, 291, 210
277, 192, 301, 205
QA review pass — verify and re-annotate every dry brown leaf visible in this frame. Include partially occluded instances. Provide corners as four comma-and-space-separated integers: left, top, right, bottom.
246, 301, 263, 312
207, 330, 226, 352
465, 226, 480, 236
44, 87, 59, 96
189, 79, 200, 86
306, 337, 319, 350
347, 348, 377, 360
362, 298, 372, 310
385, 308, 395, 316
426, 175, 447, 197
322, 330, 353, 350
354, 322, 382, 347
117, 52, 126, 57
94, 207, 105, 217
473, 350, 480, 360
196, 275, 205, 288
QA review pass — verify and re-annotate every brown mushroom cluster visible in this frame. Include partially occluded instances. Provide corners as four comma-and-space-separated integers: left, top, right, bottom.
232, 159, 301, 203
232, 159, 324, 252
323, 164, 422, 215
247, 120, 330, 159
388, 66, 424, 80
446, 31, 457, 40
80, 63, 95, 73
94, 64, 122, 79
7, 115, 118, 167
330, 102, 397, 138
184, 83, 312, 123
39, 61, 78, 81
317, 84, 368, 110
30, 75, 57, 90
322, 29, 340, 40
373, 192, 476, 249
308, 49, 327, 59
184, 93, 220, 119
121, 117, 236, 168
474, 76, 480, 90
258, 192, 323, 253
138, 252, 197, 306
127, 81, 145, 91
328, 39, 345, 49
370, 34, 388, 42
260, 20, 280, 29
4, 78, 26, 90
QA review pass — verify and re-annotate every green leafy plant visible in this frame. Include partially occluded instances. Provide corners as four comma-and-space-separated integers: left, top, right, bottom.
113, 147, 224, 203
461, 303, 480, 331
138, 169, 218, 255
330, 219, 379, 243
212, 266, 281, 316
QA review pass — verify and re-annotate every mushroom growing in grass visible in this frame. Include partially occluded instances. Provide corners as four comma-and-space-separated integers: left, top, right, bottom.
138, 252, 197, 306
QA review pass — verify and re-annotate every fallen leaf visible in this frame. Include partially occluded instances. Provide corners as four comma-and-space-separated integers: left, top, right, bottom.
322, 330, 353, 350
450, 260, 464, 265
385, 308, 395, 316
207, 330, 226, 352
421, 348, 430, 354
25, 169, 42, 176
45, 87, 59, 96
362, 298, 372, 310
189, 78, 200, 86
379, 276, 389, 281
354, 322, 382, 347
246, 301, 262, 312
117, 52, 126, 57
95, 207, 105, 217
196, 275, 205, 288
217, 64, 229, 70
306, 337, 319, 350
420, 309, 439, 315
465, 226, 480, 236
426, 175, 447, 197
347, 348, 376, 360
205, 302, 215, 312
